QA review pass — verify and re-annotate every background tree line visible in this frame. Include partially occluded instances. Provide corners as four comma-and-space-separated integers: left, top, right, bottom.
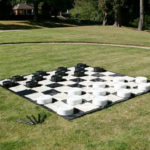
71, 0, 149, 30
0, 0, 149, 31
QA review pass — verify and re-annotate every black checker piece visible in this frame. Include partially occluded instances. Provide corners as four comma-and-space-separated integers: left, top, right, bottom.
94, 67, 106, 72
17, 90, 37, 96
75, 67, 87, 72
76, 63, 89, 68
26, 80, 40, 88
2, 80, 19, 88
74, 71, 87, 77
33, 71, 49, 76
47, 83, 63, 88
43, 89, 60, 96
32, 75, 44, 81
57, 67, 68, 72
55, 71, 68, 76
11, 75, 26, 82
51, 75, 66, 82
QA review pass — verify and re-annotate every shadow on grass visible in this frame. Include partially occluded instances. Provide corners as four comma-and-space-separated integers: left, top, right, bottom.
0, 23, 40, 30
0, 20, 77, 30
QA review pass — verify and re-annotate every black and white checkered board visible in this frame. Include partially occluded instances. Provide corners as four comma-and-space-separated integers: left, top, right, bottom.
0, 66, 149, 120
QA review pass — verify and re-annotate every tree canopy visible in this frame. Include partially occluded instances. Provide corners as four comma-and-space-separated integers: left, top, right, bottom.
0, 0, 150, 30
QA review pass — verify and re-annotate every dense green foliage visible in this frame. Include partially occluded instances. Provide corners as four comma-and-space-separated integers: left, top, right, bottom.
70, 0, 102, 23
0, 0, 150, 30
70, 0, 150, 29
41, 0, 73, 18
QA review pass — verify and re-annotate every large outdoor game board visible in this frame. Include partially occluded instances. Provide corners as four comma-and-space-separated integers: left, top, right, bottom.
0, 63, 150, 120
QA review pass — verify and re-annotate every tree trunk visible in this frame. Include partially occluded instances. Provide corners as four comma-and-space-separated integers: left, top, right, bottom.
34, 2, 38, 21
138, 0, 144, 31
102, 12, 107, 26
114, 8, 122, 27
59, 11, 62, 17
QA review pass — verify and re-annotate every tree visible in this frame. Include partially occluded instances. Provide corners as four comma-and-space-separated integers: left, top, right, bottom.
26, 0, 43, 21
138, 0, 144, 31
112, 0, 126, 27
98, 0, 112, 26
70, 0, 102, 23
46, 0, 73, 18
0, 0, 12, 19
11, 0, 26, 5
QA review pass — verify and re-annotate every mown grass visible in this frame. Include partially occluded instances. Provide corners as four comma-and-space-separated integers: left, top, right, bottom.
0, 21, 150, 46
0, 44, 150, 150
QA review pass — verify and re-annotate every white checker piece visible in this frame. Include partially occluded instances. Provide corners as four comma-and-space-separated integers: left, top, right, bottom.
106, 87, 116, 93
82, 93, 93, 102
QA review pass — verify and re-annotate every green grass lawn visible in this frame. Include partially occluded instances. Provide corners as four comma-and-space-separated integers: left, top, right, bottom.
0, 21, 150, 46
0, 43, 150, 150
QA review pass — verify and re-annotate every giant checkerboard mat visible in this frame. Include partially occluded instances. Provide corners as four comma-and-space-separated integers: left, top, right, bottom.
0, 64, 150, 120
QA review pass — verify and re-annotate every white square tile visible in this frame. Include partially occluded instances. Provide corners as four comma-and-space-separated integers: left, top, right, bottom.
25, 93, 45, 101
53, 93, 67, 101
9, 85, 28, 92
108, 94, 122, 103
32, 86, 51, 93
75, 102, 99, 112
45, 101, 67, 112
56, 86, 71, 93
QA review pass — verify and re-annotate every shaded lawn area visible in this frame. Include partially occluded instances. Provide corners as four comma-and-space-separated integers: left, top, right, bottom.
0, 25, 150, 47
0, 20, 76, 30
0, 44, 150, 150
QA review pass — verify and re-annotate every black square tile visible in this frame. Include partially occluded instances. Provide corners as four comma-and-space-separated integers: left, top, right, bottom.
68, 84, 85, 88
17, 90, 37, 96
42, 89, 60, 96
91, 78, 106, 82
91, 73, 105, 77
109, 73, 125, 77
52, 98, 58, 103
46, 83, 63, 88
70, 78, 85, 82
